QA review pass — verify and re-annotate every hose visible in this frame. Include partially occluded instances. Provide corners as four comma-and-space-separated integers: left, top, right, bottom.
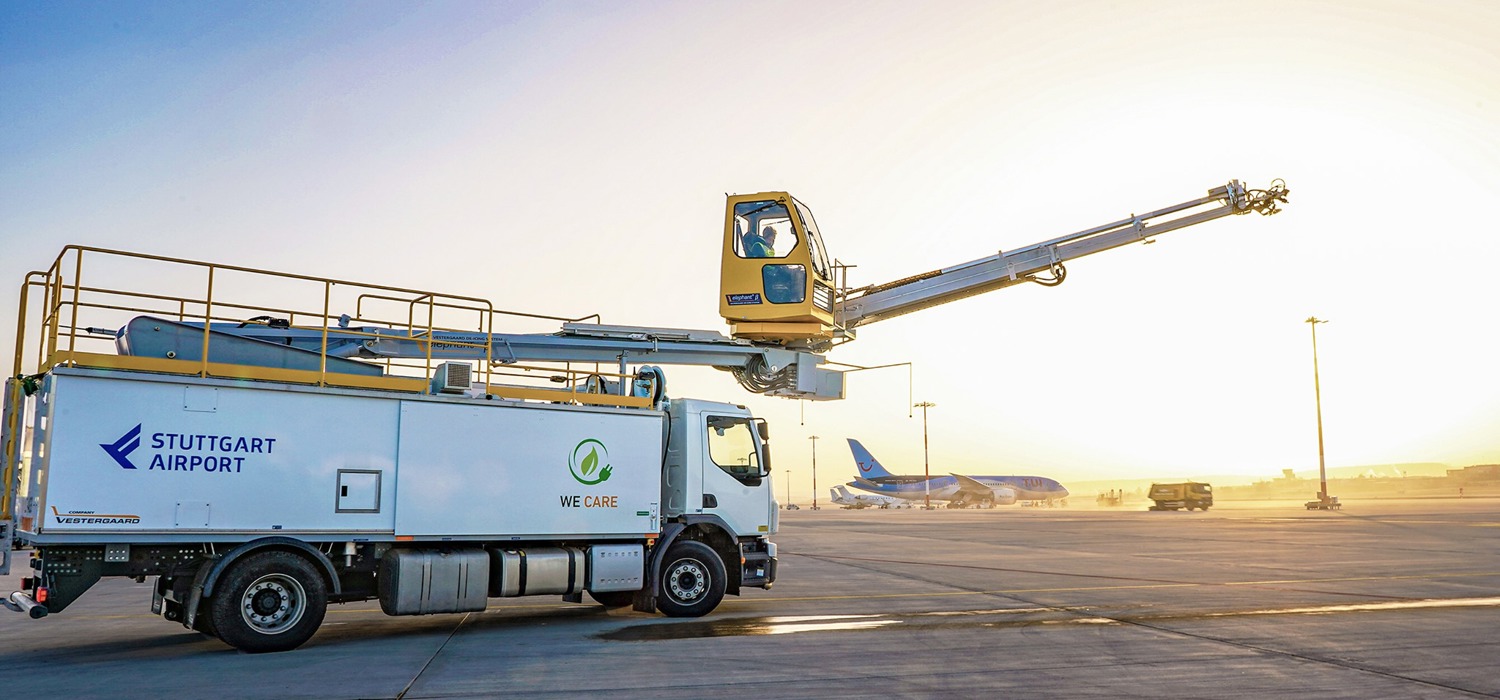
1029, 263, 1067, 287
720, 355, 795, 395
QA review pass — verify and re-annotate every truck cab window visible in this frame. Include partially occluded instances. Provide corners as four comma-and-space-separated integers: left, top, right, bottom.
732, 201, 800, 260
706, 415, 763, 484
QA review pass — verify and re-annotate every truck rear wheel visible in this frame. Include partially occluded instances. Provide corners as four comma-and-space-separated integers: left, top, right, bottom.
207, 551, 327, 653
656, 540, 725, 618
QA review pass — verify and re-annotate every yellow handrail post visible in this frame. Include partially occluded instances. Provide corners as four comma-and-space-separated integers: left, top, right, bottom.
68, 252, 84, 355
13, 275, 37, 377
45, 272, 62, 367
425, 295, 435, 376
200, 266, 215, 378
320, 281, 331, 386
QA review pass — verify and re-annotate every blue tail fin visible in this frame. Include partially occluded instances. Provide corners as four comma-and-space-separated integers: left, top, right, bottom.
847, 438, 894, 479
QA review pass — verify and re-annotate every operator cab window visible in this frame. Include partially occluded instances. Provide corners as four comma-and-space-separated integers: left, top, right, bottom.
1191, 484, 1212, 494
732, 201, 800, 259
792, 199, 833, 279
706, 415, 763, 485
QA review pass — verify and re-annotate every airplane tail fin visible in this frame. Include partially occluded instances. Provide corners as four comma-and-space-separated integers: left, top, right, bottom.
847, 438, 894, 479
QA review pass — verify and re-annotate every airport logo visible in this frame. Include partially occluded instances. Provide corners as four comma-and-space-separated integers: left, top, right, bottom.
100, 423, 143, 469
100, 423, 279, 473
726, 293, 762, 306
569, 438, 613, 486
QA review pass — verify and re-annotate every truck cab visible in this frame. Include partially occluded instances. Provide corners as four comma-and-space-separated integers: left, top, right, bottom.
663, 398, 777, 536
661, 398, 778, 596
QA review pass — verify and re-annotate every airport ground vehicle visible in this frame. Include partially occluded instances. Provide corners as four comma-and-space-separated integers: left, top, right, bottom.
1306, 495, 1342, 510
4, 181, 1287, 651
1148, 482, 1214, 511
0, 250, 782, 653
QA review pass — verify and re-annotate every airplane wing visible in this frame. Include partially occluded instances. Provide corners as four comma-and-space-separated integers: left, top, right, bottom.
950, 473, 992, 494
950, 473, 1018, 506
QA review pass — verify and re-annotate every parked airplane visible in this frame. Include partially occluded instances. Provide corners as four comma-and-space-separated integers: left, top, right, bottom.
846, 438, 1070, 507
829, 485, 908, 509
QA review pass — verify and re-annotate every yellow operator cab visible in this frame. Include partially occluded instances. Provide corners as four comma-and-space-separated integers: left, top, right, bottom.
719, 192, 838, 344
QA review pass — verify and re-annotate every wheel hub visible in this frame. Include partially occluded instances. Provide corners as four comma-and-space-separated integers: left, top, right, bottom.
241, 574, 306, 635
668, 561, 707, 602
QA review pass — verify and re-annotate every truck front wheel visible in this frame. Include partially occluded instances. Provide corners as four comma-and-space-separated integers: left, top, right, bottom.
657, 540, 726, 618
207, 551, 328, 653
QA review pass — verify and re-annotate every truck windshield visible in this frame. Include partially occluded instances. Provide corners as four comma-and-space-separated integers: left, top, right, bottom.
706, 415, 763, 483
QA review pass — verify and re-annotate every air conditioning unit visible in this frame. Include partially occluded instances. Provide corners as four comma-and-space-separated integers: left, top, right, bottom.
430, 362, 472, 394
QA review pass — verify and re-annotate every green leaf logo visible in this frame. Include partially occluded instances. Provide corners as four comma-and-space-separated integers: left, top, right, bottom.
569, 439, 611, 485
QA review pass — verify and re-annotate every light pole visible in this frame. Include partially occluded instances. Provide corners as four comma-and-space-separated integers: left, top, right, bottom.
1306, 317, 1333, 507
914, 401, 936, 510
785, 469, 791, 508
808, 435, 820, 510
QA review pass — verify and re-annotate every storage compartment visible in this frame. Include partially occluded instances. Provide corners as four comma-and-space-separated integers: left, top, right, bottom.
489, 547, 585, 597
588, 544, 644, 593
378, 549, 489, 616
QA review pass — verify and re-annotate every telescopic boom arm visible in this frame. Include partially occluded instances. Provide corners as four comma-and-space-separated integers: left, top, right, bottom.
835, 179, 1288, 329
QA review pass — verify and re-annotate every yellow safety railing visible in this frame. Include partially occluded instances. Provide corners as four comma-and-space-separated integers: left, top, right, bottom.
8, 245, 647, 408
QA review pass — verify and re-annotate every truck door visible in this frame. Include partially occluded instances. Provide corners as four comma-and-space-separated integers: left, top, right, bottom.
701, 414, 770, 536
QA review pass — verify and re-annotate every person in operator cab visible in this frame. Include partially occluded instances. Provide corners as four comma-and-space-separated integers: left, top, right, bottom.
744, 225, 777, 258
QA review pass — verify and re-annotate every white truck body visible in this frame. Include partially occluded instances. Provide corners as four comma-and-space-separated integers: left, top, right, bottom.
23, 369, 668, 541
6, 364, 778, 652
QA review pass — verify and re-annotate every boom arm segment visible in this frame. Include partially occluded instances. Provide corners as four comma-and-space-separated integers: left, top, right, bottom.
837, 180, 1288, 328
134, 319, 844, 400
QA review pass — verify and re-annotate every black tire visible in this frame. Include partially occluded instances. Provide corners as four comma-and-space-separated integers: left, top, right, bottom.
656, 540, 726, 618
193, 606, 220, 638
589, 590, 637, 608
206, 551, 328, 653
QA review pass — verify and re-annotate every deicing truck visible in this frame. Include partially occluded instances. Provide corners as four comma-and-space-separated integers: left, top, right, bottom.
4, 181, 1287, 651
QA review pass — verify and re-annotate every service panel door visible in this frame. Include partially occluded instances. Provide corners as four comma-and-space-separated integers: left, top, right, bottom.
40, 372, 398, 535
394, 401, 662, 537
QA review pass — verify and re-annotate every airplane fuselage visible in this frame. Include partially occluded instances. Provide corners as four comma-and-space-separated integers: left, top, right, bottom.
852, 475, 1069, 502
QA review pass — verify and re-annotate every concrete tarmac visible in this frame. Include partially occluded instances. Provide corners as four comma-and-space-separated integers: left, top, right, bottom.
3, 498, 1498, 699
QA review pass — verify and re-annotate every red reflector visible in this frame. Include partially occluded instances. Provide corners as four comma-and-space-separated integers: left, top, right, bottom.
35, 587, 48, 604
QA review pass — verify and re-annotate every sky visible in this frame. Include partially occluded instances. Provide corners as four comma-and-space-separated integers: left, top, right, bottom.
2, 0, 1497, 502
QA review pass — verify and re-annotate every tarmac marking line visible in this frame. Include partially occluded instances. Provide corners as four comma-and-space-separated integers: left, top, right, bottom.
727, 582, 1201, 603
1225, 571, 1500, 586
